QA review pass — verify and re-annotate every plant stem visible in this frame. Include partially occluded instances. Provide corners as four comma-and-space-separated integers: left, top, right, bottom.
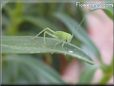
99, 57, 113, 84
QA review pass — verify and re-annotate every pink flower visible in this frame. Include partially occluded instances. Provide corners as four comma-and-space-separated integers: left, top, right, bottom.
87, 9, 113, 65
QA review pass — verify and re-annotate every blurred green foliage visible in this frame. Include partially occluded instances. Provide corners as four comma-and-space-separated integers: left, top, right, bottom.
1, 1, 113, 85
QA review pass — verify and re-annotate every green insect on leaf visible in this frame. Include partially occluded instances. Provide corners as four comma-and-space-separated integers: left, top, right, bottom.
33, 27, 73, 47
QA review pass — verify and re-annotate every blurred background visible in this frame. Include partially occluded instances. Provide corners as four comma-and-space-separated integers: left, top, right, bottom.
1, 0, 113, 84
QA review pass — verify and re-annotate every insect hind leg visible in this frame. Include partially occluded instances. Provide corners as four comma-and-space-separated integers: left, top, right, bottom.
43, 31, 57, 45
33, 27, 55, 39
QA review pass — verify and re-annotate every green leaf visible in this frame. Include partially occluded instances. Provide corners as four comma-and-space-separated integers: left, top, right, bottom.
25, 16, 59, 31
2, 36, 94, 64
2, 61, 19, 84
2, 55, 65, 84
78, 63, 98, 84
103, 8, 113, 20
99, 56, 114, 84
0, 56, 2, 84
54, 12, 101, 61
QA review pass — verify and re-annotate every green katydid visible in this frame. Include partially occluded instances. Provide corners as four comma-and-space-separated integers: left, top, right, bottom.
33, 27, 73, 47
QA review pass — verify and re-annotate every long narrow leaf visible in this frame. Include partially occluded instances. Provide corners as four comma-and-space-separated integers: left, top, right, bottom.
3, 55, 65, 84
24, 17, 59, 31
2, 36, 94, 64
78, 63, 97, 84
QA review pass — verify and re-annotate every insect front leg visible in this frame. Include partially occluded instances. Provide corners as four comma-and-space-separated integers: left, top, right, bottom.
62, 41, 65, 48
54, 40, 66, 49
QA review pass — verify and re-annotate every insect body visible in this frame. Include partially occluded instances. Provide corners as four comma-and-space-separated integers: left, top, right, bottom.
33, 27, 73, 47
54, 31, 72, 42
